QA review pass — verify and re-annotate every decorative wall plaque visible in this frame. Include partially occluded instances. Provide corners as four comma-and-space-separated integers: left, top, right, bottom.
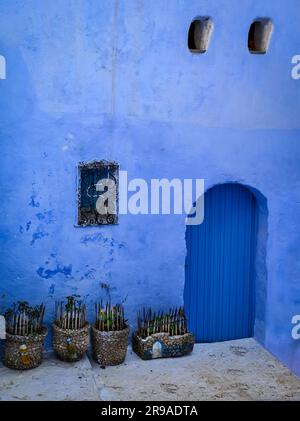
77, 160, 119, 226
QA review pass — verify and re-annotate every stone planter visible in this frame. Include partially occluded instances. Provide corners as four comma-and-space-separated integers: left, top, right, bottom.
132, 331, 195, 360
52, 323, 90, 362
92, 325, 129, 366
3, 328, 48, 370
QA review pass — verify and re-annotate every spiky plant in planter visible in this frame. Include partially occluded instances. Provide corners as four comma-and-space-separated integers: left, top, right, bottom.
52, 295, 89, 362
136, 307, 188, 338
132, 307, 194, 360
3, 301, 47, 370
92, 301, 129, 366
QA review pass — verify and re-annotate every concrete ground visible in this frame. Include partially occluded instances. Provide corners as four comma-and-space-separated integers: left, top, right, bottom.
0, 338, 300, 401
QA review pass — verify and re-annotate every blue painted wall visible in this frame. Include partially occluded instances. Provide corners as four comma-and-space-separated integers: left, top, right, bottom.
0, 0, 300, 375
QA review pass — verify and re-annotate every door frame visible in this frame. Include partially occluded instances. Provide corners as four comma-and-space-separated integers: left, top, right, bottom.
184, 182, 268, 345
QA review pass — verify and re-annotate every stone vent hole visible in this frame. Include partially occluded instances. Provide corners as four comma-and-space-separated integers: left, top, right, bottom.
188, 17, 214, 53
248, 18, 273, 54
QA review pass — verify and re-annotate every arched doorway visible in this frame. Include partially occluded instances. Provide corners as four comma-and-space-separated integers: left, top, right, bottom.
184, 183, 259, 342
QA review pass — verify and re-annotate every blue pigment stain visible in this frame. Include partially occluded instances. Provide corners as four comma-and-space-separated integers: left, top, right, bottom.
80, 233, 106, 245
36, 211, 55, 223
82, 268, 96, 280
48, 283, 55, 295
30, 231, 49, 245
29, 194, 40, 208
37, 264, 73, 279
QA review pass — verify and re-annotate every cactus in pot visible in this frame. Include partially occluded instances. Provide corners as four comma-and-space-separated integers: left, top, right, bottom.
3, 301, 47, 370
52, 295, 89, 362
92, 301, 129, 366
132, 306, 194, 360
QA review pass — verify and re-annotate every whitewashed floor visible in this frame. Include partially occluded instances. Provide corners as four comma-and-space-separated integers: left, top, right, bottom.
0, 338, 300, 401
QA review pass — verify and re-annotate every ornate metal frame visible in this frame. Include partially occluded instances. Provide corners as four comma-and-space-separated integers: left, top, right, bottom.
77, 160, 119, 226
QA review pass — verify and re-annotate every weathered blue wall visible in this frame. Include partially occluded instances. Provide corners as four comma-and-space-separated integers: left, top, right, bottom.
0, 0, 300, 375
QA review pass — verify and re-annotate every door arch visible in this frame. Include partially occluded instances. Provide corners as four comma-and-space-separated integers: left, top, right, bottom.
184, 183, 258, 342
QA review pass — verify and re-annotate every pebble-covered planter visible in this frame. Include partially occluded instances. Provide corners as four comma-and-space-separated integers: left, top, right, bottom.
132, 331, 195, 360
3, 328, 48, 370
92, 325, 129, 366
52, 323, 90, 362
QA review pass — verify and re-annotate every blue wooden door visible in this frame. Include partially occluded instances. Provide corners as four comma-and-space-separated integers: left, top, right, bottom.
184, 183, 258, 342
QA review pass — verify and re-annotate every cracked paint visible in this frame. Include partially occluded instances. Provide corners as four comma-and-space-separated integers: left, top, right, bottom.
30, 230, 49, 245
37, 264, 72, 279
35, 210, 55, 224
29, 194, 40, 208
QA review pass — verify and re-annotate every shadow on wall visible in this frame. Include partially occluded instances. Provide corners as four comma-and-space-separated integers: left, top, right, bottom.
246, 184, 268, 346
